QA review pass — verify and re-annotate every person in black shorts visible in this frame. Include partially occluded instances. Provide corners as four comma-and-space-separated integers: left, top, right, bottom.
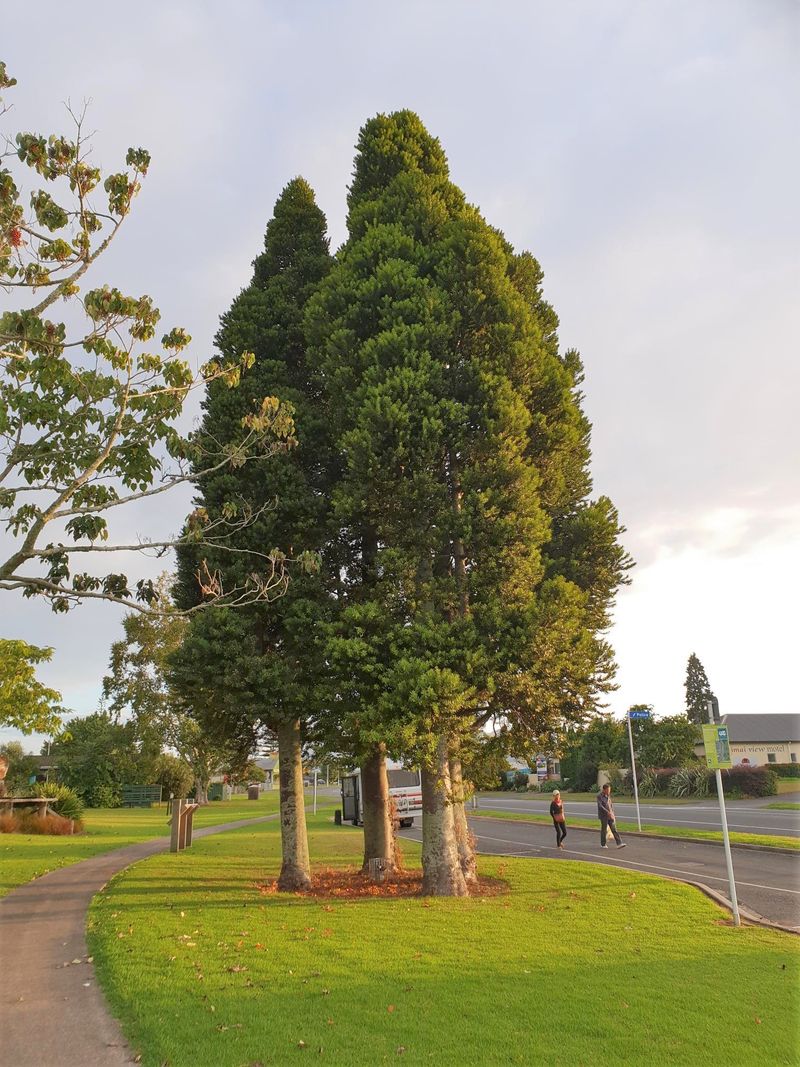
550, 788, 567, 849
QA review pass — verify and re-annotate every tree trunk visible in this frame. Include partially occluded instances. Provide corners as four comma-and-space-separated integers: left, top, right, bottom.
277, 717, 312, 890
449, 746, 477, 883
360, 743, 397, 879
194, 777, 209, 805
421, 735, 468, 897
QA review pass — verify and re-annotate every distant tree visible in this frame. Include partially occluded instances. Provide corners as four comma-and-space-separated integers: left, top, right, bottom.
0, 638, 64, 734
0, 739, 39, 793
635, 714, 700, 768
102, 580, 240, 804
49, 711, 154, 807
685, 653, 716, 724
560, 717, 627, 791
0, 63, 295, 614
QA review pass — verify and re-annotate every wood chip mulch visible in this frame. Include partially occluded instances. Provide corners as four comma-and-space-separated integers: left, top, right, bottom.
256, 867, 508, 899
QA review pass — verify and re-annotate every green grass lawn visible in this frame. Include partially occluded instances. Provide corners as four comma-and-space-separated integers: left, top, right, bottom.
473, 807, 800, 851
766, 803, 800, 811
0, 793, 280, 897
88, 811, 800, 1067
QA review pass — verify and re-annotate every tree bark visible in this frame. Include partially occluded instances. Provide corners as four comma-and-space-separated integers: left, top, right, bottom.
276, 717, 312, 890
449, 747, 477, 883
194, 777, 209, 805
421, 735, 468, 896
360, 742, 396, 878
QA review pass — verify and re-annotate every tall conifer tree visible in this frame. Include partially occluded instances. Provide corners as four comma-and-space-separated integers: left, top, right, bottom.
308, 112, 632, 895
685, 652, 716, 725
172, 178, 333, 890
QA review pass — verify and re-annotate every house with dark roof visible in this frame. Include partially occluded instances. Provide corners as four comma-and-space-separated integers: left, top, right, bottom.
696, 713, 800, 767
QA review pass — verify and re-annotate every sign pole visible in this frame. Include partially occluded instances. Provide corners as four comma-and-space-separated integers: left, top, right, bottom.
706, 700, 741, 927
626, 710, 643, 831
313, 770, 318, 816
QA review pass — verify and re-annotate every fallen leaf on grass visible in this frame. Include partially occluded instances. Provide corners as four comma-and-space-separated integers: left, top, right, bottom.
387, 1005, 395, 1013
396, 1047, 406, 1055
298, 1040, 307, 1049
755, 1017, 762, 1025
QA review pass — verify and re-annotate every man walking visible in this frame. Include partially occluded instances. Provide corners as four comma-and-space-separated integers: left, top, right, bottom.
597, 782, 626, 849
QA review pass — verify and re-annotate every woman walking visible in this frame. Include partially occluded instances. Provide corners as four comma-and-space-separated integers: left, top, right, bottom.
550, 788, 567, 849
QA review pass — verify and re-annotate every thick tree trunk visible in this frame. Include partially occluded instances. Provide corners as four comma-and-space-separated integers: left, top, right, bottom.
421, 735, 468, 897
360, 743, 396, 879
277, 717, 312, 890
194, 778, 209, 805
449, 748, 477, 883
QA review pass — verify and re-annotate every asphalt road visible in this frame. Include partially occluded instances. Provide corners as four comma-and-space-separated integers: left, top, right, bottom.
474, 790, 800, 837
399, 815, 800, 931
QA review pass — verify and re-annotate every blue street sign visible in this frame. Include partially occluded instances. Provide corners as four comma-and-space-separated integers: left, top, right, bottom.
629, 710, 650, 719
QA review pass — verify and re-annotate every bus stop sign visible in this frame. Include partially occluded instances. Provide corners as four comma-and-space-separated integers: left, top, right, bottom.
703, 724, 732, 769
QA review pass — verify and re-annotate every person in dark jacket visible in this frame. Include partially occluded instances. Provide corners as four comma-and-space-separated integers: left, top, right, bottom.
597, 782, 626, 848
550, 788, 567, 849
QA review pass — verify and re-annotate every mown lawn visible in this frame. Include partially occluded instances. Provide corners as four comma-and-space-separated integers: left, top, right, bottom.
0, 793, 280, 897
473, 807, 800, 851
88, 812, 800, 1066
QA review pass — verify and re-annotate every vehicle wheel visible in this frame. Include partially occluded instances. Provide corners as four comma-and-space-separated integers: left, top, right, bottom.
400, 818, 413, 828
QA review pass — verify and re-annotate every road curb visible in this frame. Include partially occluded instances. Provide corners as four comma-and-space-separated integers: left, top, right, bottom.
471, 812, 798, 855
680, 878, 800, 936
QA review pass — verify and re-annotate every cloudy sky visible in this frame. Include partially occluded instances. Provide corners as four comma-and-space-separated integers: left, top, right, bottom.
2, 1, 798, 747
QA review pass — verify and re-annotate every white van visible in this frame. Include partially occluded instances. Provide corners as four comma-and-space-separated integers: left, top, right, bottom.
340, 761, 422, 828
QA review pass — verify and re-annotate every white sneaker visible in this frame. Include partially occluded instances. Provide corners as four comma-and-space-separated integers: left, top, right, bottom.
601, 844, 609, 849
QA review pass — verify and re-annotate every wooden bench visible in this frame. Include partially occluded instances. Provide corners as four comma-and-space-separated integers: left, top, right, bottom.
0, 797, 56, 818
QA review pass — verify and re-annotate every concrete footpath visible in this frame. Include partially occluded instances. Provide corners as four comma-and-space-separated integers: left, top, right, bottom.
0, 814, 278, 1067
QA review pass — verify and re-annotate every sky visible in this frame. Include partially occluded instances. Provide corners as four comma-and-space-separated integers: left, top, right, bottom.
2, 1, 799, 748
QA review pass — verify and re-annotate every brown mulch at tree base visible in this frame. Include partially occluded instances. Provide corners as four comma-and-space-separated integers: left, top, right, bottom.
256, 867, 508, 899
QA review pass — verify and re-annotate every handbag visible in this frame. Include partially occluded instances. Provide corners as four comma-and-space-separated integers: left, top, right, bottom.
554, 812, 565, 823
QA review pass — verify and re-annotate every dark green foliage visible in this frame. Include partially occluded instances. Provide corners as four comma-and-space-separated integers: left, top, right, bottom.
307, 110, 632, 772
50, 712, 159, 807
633, 713, 700, 768
172, 179, 334, 776
719, 766, 778, 798
685, 653, 716, 725
32, 781, 85, 821
0, 741, 39, 793
153, 754, 193, 799
770, 763, 800, 778
560, 717, 627, 790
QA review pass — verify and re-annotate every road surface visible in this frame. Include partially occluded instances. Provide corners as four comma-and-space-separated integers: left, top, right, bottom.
474, 790, 800, 837
399, 814, 800, 931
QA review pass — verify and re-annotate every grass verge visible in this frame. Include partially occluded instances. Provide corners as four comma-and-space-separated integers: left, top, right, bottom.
473, 807, 800, 850
88, 811, 799, 1067
0, 794, 280, 897
766, 803, 800, 811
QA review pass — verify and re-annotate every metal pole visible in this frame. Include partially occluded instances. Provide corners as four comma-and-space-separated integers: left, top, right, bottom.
313, 770, 318, 815
708, 700, 740, 927
627, 711, 642, 831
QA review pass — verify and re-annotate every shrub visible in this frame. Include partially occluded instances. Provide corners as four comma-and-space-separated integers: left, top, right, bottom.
513, 770, 530, 792
18, 812, 82, 835
0, 812, 21, 833
718, 766, 778, 798
33, 782, 84, 822
86, 783, 121, 808
668, 764, 709, 798
769, 763, 800, 778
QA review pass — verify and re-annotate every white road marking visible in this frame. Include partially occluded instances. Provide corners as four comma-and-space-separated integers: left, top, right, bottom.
476, 802, 799, 835
472, 836, 800, 896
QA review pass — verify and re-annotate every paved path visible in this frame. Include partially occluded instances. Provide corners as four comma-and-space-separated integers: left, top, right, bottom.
0, 814, 277, 1067
400, 815, 800, 931
474, 791, 800, 836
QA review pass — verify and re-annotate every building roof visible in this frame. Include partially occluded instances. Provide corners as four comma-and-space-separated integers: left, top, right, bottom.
721, 713, 800, 743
